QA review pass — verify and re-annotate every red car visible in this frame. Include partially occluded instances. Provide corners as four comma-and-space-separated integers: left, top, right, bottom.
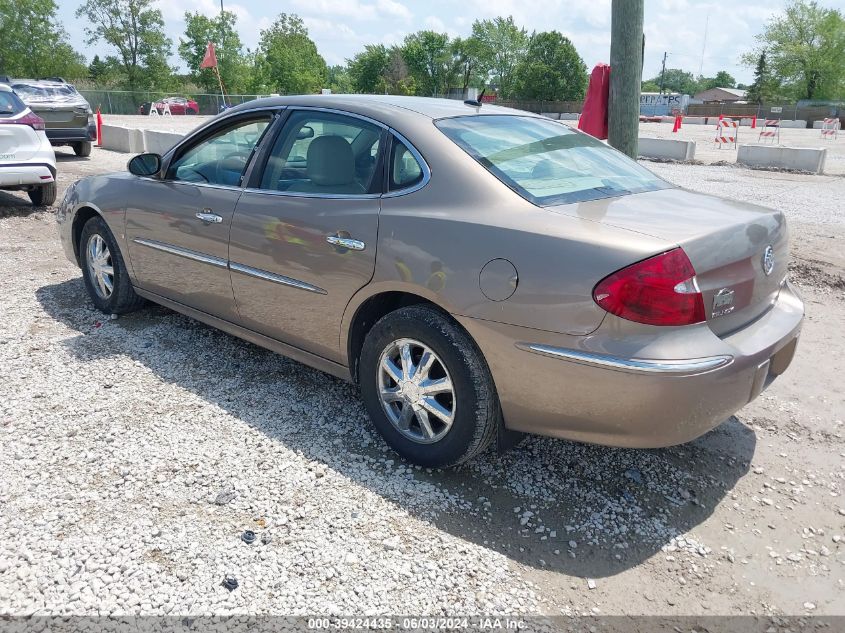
138, 96, 199, 116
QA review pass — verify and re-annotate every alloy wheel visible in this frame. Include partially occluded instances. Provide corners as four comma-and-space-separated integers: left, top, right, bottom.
86, 234, 114, 299
377, 338, 456, 444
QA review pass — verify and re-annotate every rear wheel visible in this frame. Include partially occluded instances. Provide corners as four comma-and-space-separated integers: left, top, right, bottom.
73, 141, 92, 157
28, 181, 56, 206
359, 305, 499, 468
79, 216, 145, 314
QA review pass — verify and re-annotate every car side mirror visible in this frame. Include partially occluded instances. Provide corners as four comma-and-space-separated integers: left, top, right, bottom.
128, 153, 162, 177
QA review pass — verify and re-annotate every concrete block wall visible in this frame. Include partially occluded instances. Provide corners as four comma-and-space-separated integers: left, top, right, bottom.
737, 144, 826, 173
145, 130, 183, 155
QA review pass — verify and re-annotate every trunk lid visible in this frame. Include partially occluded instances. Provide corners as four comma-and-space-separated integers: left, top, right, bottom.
550, 187, 788, 336
0, 117, 41, 162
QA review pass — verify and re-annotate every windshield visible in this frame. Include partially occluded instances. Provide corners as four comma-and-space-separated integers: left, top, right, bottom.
12, 83, 80, 101
435, 115, 671, 206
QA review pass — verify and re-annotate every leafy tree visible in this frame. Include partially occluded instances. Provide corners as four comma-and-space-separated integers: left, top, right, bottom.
450, 36, 485, 97
471, 16, 529, 98
179, 10, 249, 94
401, 31, 455, 96
698, 70, 737, 91
253, 14, 327, 95
746, 52, 773, 103
641, 79, 661, 92
743, 0, 845, 100
644, 68, 698, 95
511, 31, 587, 101
326, 65, 354, 93
76, 0, 173, 90
348, 44, 391, 93
384, 48, 416, 95
0, 0, 87, 79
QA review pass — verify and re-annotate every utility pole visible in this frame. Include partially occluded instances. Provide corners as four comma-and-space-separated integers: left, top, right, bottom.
608, 0, 644, 159
659, 52, 667, 95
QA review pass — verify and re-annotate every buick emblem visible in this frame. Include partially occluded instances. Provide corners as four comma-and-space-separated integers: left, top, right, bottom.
762, 245, 775, 276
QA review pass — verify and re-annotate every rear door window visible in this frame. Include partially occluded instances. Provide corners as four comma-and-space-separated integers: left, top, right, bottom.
0, 91, 25, 118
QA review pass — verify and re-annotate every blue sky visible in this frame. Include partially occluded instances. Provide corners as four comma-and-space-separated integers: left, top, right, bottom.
56, 0, 845, 87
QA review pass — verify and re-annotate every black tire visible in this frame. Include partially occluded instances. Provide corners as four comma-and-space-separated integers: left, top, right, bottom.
74, 141, 92, 157
359, 305, 500, 468
186, 107, 198, 115
28, 181, 57, 206
79, 215, 146, 314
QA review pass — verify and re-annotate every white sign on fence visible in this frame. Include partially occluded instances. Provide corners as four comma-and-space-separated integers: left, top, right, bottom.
771, 106, 783, 113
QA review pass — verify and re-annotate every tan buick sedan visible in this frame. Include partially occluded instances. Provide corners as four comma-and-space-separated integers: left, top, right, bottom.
56, 95, 803, 467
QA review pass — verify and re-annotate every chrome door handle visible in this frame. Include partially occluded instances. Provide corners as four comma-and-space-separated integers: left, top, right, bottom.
195, 211, 222, 224
326, 234, 366, 251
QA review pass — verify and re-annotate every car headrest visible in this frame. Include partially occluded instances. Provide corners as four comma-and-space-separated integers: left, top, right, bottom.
306, 135, 354, 186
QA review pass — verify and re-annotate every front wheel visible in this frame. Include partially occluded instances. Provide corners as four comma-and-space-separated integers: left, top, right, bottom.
359, 305, 500, 468
79, 216, 145, 314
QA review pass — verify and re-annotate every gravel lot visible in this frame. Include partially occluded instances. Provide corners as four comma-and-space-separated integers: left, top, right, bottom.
0, 145, 843, 620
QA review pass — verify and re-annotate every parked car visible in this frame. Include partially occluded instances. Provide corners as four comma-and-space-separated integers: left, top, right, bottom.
0, 83, 57, 205
10, 79, 95, 157
138, 96, 199, 116
56, 95, 803, 467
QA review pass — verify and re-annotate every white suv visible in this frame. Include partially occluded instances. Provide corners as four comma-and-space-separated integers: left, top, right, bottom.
0, 83, 57, 206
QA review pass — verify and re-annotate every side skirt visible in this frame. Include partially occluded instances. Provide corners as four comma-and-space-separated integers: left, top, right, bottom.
134, 287, 353, 383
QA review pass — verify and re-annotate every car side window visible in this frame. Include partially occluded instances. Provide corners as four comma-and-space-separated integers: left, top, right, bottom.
389, 137, 424, 191
259, 111, 383, 196
167, 118, 270, 187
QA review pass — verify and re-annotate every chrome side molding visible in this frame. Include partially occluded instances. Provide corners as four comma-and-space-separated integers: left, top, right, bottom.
132, 238, 228, 269
229, 262, 327, 295
517, 343, 733, 375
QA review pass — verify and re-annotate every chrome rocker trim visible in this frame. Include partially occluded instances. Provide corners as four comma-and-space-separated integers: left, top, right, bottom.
517, 343, 733, 375
132, 238, 228, 268
229, 262, 327, 295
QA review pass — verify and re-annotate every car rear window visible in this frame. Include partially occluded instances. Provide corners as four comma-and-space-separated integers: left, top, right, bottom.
0, 91, 25, 118
12, 83, 79, 100
435, 115, 671, 206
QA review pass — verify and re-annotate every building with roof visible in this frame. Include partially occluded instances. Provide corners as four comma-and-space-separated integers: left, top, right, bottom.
694, 87, 748, 103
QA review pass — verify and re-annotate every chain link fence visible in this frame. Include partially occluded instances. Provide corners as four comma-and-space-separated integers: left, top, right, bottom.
77, 90, 272, 116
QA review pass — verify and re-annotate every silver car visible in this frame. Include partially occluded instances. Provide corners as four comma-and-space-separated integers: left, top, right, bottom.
56, 95, 803, 467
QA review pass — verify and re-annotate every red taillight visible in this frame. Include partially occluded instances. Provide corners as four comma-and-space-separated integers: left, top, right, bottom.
0, 112, 46, 131
593, 248, 706, 326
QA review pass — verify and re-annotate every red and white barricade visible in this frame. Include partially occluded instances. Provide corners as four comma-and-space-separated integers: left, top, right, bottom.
820, 118, 840, 140
715, 119, 739, 148
758, 119, 780, 143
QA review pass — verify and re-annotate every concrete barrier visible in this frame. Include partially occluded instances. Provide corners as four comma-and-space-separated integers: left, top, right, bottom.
777, 119, 807, 129
638, 137, 696, 161
145, 130, 183, 155
101, 125, 147, 153
541, 112, 561, 120
682, 117, 705, 125
559, 113, 580, 120
737, 144, 826, 173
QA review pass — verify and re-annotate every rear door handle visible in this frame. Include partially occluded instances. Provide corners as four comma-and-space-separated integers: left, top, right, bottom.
195, 210, 223, 224
326, 234, 366, 251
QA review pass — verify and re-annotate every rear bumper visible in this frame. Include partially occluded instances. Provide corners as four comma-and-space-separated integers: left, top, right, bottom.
458, 282, 804, 448
0, 163, 55, 187
46, 126, 95, 143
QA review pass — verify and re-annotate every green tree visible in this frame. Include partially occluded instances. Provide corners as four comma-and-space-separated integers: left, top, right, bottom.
76, 0, 173, 90
511, 31, 587, 101
450, 36, 485, 97
743, 0, 845, 100
746, 52, 773, 103
348, 44, 391, 93
471, 16, 529, 98
641, 79, 661, 92
0, 0, 87, 79
644, 68, 698, 95
698, 70, 737, 91
253, 13, 327, 95
326, 65, 353, 93
179, 10, 249, 94
401, 30, 455, 96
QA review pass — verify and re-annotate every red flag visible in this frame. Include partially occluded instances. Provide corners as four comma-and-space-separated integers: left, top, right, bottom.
578, 63, 610, 140
200, 42, 217, 69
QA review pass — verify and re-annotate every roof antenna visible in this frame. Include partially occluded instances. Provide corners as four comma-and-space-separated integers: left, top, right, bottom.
464, 88, 485, 107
